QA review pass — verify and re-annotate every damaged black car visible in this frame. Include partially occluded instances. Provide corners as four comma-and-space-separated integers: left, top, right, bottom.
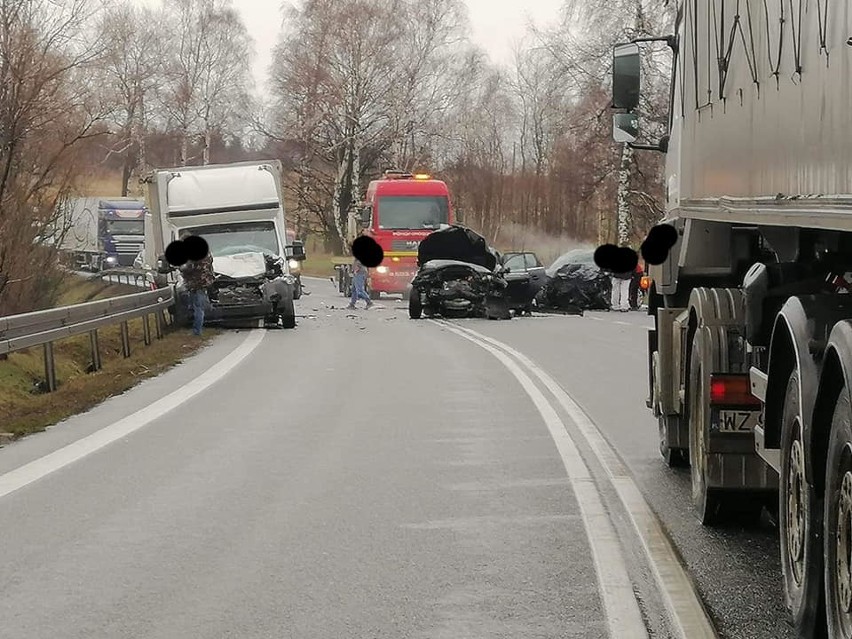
174, 251, 297, 329
534, 249, 611, 314
408, 225, 511, 320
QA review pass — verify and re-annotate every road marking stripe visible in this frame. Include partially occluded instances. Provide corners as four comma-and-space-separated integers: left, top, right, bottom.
434, 320, 649, 639
444, 322, 718, 639
0, 330, 266, 500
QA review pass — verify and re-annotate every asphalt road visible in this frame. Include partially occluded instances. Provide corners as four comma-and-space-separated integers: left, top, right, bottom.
0, 277, 794, 638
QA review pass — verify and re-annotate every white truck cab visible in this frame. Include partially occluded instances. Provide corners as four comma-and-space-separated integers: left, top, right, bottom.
142, 160, 303, 329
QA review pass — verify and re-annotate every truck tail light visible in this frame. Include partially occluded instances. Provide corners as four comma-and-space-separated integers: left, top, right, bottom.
709, 374, 761, 407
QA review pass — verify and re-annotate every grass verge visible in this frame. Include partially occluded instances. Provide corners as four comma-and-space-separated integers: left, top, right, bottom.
300, 251, 339, 278
0, 274, 219, 439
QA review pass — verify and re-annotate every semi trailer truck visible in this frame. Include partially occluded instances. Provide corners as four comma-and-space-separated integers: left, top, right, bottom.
613, 3, 852, 636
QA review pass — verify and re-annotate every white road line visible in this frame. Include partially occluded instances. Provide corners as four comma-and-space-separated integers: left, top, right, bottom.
0, 330, 266, 501
433, 320, 648, 639
443, 322, 718, 639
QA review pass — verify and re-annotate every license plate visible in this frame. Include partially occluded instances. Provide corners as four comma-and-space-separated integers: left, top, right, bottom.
711, 409, 763, 433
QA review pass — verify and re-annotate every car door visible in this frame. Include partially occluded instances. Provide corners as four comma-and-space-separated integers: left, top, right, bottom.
524, 253, 547, 293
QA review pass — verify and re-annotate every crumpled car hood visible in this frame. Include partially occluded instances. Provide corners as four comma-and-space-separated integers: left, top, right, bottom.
416, 225, 499, 271
212, 252, 267, 279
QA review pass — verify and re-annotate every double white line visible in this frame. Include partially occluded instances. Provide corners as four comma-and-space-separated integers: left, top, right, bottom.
433, 319, 717, 639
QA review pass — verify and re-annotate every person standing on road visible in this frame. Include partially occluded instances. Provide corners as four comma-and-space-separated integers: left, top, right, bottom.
347, 257, 373, 310
179, 233, 216, 335
609, 267, 632, 312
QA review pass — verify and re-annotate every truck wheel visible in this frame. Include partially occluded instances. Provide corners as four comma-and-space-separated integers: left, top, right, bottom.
654, 353, 689, 468
687, 332, 724, 524
659, 415, 690, 468
280, 289, 296, 329
409, 289, 422, 319
824, 386, 852, 639
780, 370, 826, 637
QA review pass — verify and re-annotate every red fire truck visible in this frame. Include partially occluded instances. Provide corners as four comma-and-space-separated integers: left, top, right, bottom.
334, 170, 455, 299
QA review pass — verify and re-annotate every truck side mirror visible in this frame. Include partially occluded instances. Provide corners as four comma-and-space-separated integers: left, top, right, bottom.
613, 113, 639, 144
286, 241, 306, 261
156, 255, 173, 274
359, 206, 371, 227
612, 42, 641, 110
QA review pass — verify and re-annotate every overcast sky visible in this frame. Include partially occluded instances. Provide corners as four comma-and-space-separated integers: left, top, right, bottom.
134, 0, 564, 96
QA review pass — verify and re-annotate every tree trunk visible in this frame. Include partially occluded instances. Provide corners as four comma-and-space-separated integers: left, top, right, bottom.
202, 127, 211, 166
179, 127, 189, 166
616, 142, 633, 245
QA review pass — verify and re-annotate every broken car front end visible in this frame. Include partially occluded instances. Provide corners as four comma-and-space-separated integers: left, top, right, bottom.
409, 259, 510, 319
175, 252, 296, 328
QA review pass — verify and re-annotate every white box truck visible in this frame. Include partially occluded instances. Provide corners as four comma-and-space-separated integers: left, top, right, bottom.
142, 160, 302, 329
613, 3, 852, 635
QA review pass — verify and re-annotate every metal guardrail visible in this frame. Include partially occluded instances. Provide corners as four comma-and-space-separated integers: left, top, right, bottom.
0, 288, 174, 392
74, 267, 151, 289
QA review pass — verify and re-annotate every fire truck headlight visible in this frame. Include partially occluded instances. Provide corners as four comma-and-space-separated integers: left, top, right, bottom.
106, 256, 118, 265
376, 265, 389, 274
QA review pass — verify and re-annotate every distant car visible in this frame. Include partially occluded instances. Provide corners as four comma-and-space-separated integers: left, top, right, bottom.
499, 251, 547, 315
536, 249, 611, 313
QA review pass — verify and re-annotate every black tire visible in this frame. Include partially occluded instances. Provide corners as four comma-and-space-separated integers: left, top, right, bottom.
409, 288, 422, 319
370, 290, 381, 300
280, 288, 296, 329
780, 370, 826, 638
824, 386, 852, 639
688, 332, 725, 525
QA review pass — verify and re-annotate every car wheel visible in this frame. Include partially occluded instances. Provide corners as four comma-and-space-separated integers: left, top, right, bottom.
780, 370, 826, 637
409, 288, 422, 319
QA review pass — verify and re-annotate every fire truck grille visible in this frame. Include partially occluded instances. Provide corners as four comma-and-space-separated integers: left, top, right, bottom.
391, 240, 420, 252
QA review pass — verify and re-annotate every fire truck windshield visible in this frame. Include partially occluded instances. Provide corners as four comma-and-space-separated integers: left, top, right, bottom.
376, 196, 449, 230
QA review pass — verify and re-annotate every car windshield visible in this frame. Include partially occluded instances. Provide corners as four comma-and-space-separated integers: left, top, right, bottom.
377, 196, 449, 230
103, 220, 144, 235
184, 221, 280, 257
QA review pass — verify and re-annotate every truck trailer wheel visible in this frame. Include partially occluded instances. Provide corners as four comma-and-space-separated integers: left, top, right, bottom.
780, 370, 827, 637
688, 331, 768, 525
687, 333, 725, 524
824, 386, 852, 639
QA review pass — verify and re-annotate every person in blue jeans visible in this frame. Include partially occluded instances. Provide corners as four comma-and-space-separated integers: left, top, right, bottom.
347, 258, 373, 309
179, 237, 215, 335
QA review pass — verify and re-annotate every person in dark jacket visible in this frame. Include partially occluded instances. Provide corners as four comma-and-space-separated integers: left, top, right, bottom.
179, 232, 216, 335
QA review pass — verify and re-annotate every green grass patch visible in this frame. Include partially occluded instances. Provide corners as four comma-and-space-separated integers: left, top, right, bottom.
300, 252, 339, 278
0, 274, 219, 439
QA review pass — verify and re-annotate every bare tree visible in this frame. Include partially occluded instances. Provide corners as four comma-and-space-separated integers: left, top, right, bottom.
159, 0, 253, 166
0, 0, 108, 315
98, 1, 165, 194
